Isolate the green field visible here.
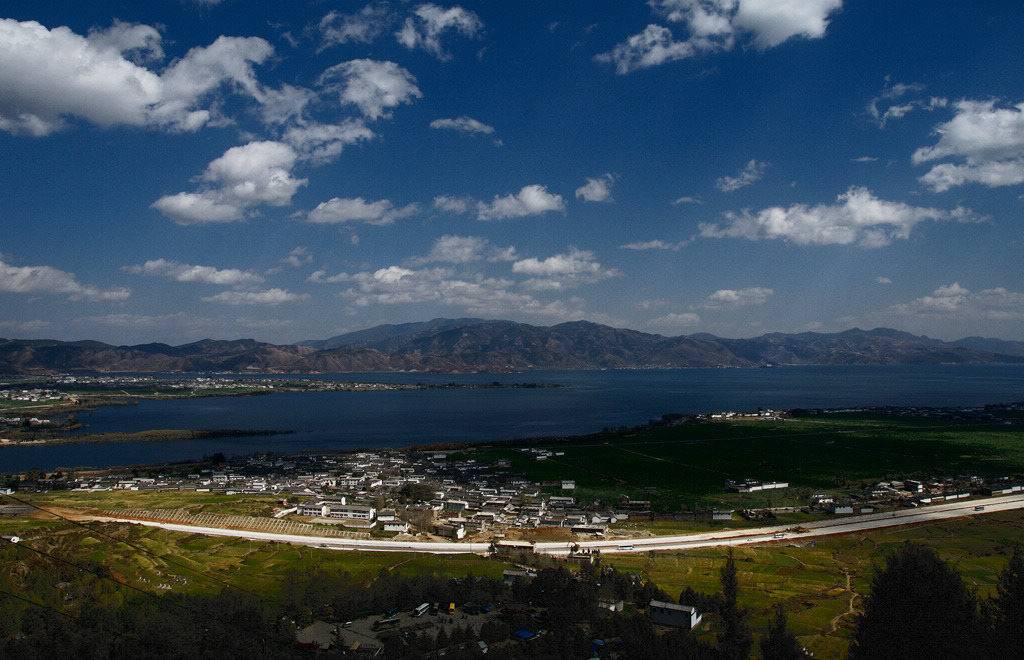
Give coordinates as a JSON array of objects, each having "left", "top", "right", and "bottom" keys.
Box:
[
  {"left": 4, "top": 499, "right": 1023, "bottom": 658},
  {"left": 459, "top": 416, "right": 1024, "bottom": 510},
  {"left": 604, "top": 510, "right": 1024, "bottom": 658}
]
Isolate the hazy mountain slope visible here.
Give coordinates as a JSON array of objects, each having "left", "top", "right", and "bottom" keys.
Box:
[{"left": 1, "top": 322, "right": 1022, "bottom": 374}]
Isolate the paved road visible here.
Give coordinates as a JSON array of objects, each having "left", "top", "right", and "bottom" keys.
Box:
[{"left": 89, "top": 493, "right": 1024, "bottom": 555}]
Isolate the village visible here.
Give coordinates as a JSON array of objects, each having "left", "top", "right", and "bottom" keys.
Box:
[{"left": 9, "top": 442, "right": 1023, "bottom": 544}]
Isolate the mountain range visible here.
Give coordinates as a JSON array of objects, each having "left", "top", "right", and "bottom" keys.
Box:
[{"left": 2, "top": 319, "right": 1023, "bottom": 374}]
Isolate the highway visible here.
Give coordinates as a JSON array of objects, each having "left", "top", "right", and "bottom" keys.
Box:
[{"left": 87, "top": 493, "right": 1024, "bottom": 555}]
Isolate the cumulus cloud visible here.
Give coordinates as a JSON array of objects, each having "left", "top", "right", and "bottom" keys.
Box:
[
  {"left": 672, "top": 195, "right": 703, "bottom": 205},
  {"left": 319, "top": 3, "right": 394, "bottom": 47},
  {"left": 0, "top": 257, "right": 130, "bottom": 302},
  {"left": 0, "top": 18, "right": 160, "bottom": 135},
  {"left": 913, "top": 100, "right": 1024, "bottom": 192},
  {"left": 575, "top": 173, "right": 616, "bottom": 202},
  {"left": 698, "top": 286, "right": 774, "bottom": 308},
  {"left": 411, "top": 235, "right": 517, "bottom": 265},
  {"left": 876, "top": 276, "right": 892, "bottom": 285},
  {"left": 282, "top": 118, "right": 375, "bottom": 164},
  {"left": 0, "top": 18, "right": 281, "bottom": 136},
  {"left": 595, "top": 0, "right": 842, "bottom": 74},
  {"left": 477, "top": 185, "right": 566, "bottom": 221},
  {"left": 123, "top": 258, "right": 263, "bottom": 286},
  {"left": 306, "top": 197, "right": 419, "bottom": 225},
  {"left": 699, "top": 186, "right": 974, "bottom": 247},
  {"left": 864, "top": 79, "right": 946, "bottom": 128},
  {"left": 429, "top": 116, "right": 495, "bottom": 134},
  {"left": 593, "top": 24, "right": 700, "bottom": 75},
  {"left": 396, "top": 4, "right": 483, "bottom": 61},
  {"left": 82, "top": 311, "right": 215, "bottom": 329},
  {"left": 716, "top": 159, "right": 768, "bottom": 192},
  {"left": 648, "top": 312, "right": 702, "bottom": 330},
  {"left": 152, "top": 141, "right": 306, "bottom": 224},
  {"left": 886, "top": 283, "right": 1024, "bottom": 321},
  {"left": 201, "top": 288, "right": 310, "bottom": 305},
  {"left": 433, "top": 195, "right": 473, "bottom": 214},
  {"left": 512, "top": 247, "right": 621, "bottom": 291},
  {"left": 0, "top": 319, "right": 51, "bottom": 335},
  {"left": 619, "top": 239, "right": 692, "bottom": 250},
  {"left": 282, "top": 247, "right": 313, "bottom": 268},
  {"left": 337, "top": 265, "right": 582, "bottom": 319},
  {"left": 318, "top": 59, "right": 422, "bottom": 120}
]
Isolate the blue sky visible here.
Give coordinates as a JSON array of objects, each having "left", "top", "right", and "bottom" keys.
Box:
[{"left": 2, "top": 0, "right": 1024, "bottom": 345}]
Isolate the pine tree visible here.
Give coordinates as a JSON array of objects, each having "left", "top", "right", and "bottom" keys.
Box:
[
  {"left": 759, "top": 604, "right": 807, "bottom": 659},
  {"left": 992, "top": 544, "right": 1024, "bottom": 657},
  {"left": 717, "top": 551, "right": 752, "bottom": 660},
  {"left": 850, "top": 542, "right": 984, "bottom": 659}
]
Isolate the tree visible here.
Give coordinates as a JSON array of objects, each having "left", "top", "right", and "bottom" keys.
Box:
[
  {"left": 992, "top": 544, "right": 1024, "bottom": 656},
  {"left": 850, "top": 542, "right": 985, "bottom": 659},
  {"left": 759, "top": 604, "right": 807, "bottom": 659},
  {"left": 717, "top": 551, "right": 751, "bottom": 660}
]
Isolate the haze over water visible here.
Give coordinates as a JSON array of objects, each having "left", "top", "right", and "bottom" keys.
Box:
[{"left": 6, "top": 364, "right": 1024, "bottom": 471}]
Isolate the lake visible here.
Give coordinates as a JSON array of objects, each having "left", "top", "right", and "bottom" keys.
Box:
[{"left": 4, "top": 364, "right": 1024, "bottom": 471}]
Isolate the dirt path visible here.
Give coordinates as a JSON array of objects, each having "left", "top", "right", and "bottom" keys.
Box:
[{"left": 828, "top": 570, "right": 858, "bottom": 635}]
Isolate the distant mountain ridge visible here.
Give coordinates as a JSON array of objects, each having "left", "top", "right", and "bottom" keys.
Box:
[{"left": 1, "top": 319, "right": 1022, "bottom": 374}]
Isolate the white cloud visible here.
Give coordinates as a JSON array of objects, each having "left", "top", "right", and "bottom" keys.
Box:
[
  {"left": 0, "top": 257, "right": 130, "bottom": 302},
  {"left": 201, "top": 288, "right": 310, "bottom": 305},
  {"left": 595, "top": 0, "right": 842, "bottom": 74},
  {"left": 282, "top": 119, "right": 375, "bottom": 164},
  {"left": 154, "top": 35, "right": 274, "bottom": 129},
  {"left": 698, "top": 286, "right": 774, "bottom": 308},
  {"left": 733, "top": 0, "right": 843, "bottom": 49},
  {"left": 886, "top": 283, "right": 1024, "bottom": 321},
  {"left": 512, "top": 247, "right": 621, "bottom": 291},
  {"left": 865, "top": 79, "right": 945, "bottom": 128},
  {"left": 852, "top": 156, "right": 879, "bottom": 163},
  {"left": 319, "top": 4, "right": 394, "bottom": 47},
  {"left": 123, "top": 258, "right": 263, "bottom": 286},
  {"left": 338, "top": 265, "right": 583, "bottom": 319},
  {"left": 649, "top": 312, "right": 702, "bottom": 330},
  {"left": 672, "top": 195, "right": 703, "bottom": 205},
  {"left": 0, "top": 319, "right": 51, "bottom": 334},
  {"left": 152, "top": 141, "right": 306, "bottom": 224},
  {"left": 699, "top": 186, "right": 973, "bottom": 247},
  {"left": 876, "top": 276, "right": 892, "bottom": 285},
  {"left": 429, "top": 116, "right": 495, "bottom": 134},
  {"left": 477, "top": 185, "right": 566, "bottom": 221},
  {"left": 282, "top": 247, "right": 313, "bottom": 268},
  {"left": 619, "top": 239, "right": 691, "bottom": 250},
  {"left": 151, "top": 193, "right": 244, "bottom": 224},
  {"left": 258, "top": 84, "right": 316, "bottom": 126},
  {"left": 411, "top": 235, "right": 518, "bottom": 265},
  {"left": 396, "top": 4, "right": 483, "bottom": 61},
  {"left": 575, "top": 173, "right": 616, "bottom": 202},
  {"left": 716, "top": 159, "right": 768, "bottom": 192},
  {"left": 307, "top": 197, "right": 419, "bottom": 225},
  {"left": 82, "top": 312, "right": 214, "bottom": 329},
  {"left": 0, "top": 18, "right": 162, "bottom": 135},
  {"left": 318, "top": 59, "right": 422, "bottom": 120},
  {"left": 86, "top": 19, "right": 164, "bottom": 64},
  {"left": 913, "top": 100, "right": 1024, "bottom": 191},
  {"left": 433, "top": 195, "right": 473, "bottom": 214},
  {"left": 593, "top": 24, "right": 700, "bottom": 75},
  {"left": 308, "top": 270, "right": 352, "bottom": 284}
]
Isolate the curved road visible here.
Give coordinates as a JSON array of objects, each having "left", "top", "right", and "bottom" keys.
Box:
[{"left": 88, "top": 493, "right": 1024, "bottom": 555}]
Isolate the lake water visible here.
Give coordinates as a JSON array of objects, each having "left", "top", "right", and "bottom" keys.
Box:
[{"left": 4, "top": 364, "right": 1024, "bottom": 471}]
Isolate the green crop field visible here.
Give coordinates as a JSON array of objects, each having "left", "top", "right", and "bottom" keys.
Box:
[
  {"left": 603, "top": 509, "right": 1024, "bottom": 658},
  {"left": 460, "top": 416, "right": 1024, "bottom": 510}
]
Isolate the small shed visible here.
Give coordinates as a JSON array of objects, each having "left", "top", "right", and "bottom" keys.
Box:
[{"left": 648, "top": 600, "right": 702, "bottom": 629}]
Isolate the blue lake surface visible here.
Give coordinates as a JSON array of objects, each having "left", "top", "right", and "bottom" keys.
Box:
[{"left": 4, "top": 364, "right": 1024, "bottom": 471}]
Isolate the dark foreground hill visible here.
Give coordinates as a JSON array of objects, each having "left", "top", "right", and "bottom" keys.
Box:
[{"left": 1, "top": 320, "right": 1021, "bottom": 374}]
